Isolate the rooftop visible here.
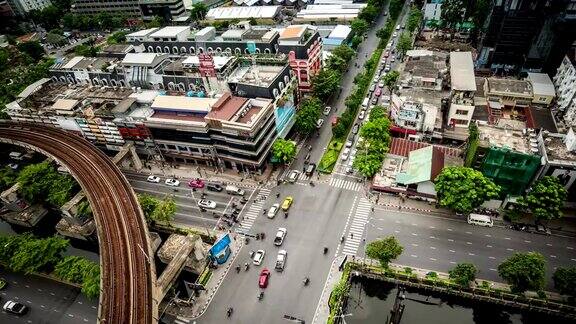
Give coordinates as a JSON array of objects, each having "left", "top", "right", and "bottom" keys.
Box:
[
  {"left": 149, "top": 26, "right": 190, "bottom": 38},
  {"left": 477, "top": 124, "right": 534, "bottom": 154},
  {"left": 396, "top": 145, "right": 444, "bottom": 185},
  {"left": 542, "top": 132, "right": 576, "bottom": 162},
  {"left": 228, "top": 64, "right": 284, "bottom": 87},
  {"left": 388, "top": 138, "right": 462, "bottom": 157},
  {"left": 206, "top": 93, "right": 249, "bottom": 122},
  {"left": 486, "top": 78, "right": 532, "bottom": 96},
  {"left": 122, "top": 53, "right": 167, "bottom": 66},
  {"left": 206, "top": 6, "right": 280, "bottom": 20},
  {"left": 151, "top": 95, "right": 217, "bottom": 113},
  {"left": 279, "top": 25, "right": 307, "bottom": 40},
  {"left": 450, "top": 52, "right": 476, "bottom": 91},
  {"left": 181, "top": 55, "right": 234, "bottom": 70},
  {"left": 126, "top": 28, "right": 159, "bottom": 38},
  {"left": 328, "top": 25, "right": 352, "bottom": 39},
  {"left": 527, "top": 72, "right": 555, "bottom": 97},
  {"left": 403, "top": 52, "right": 448, "bottom": 80}
]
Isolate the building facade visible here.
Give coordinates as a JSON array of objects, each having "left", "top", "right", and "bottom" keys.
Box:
[
  {"left": 7, "top": 0, "right": 50, "bottom": 14},
  {"left": 553, "top": 52, "right": 576, "bottom": 127},
  {"left": 448, "top": 52, "right": 476, "bottom": 128},
  {"left": 71, "top": 0, "right": 142, "bottom": 17}
]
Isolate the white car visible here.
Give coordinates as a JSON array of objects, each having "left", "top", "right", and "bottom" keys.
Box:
[
  {"left": 253, "top": 249, "right": 266, "bottom": 265},
  {"left": 391, "top": 57, "right": 396, "bottom": 63},
  {"left": 345, "top": 140, "right": 353, "bottom": 148},
  {"left": 316, "top": 118, "right": 324, "bottom": 129},
  {"left": 341, "top": 148, "right": 350, "bottom": 161},
  {"left": 267, "top": 203, "right": 280, "bottom": 219},
  {"left": 147, "top": 175, "right": 161, "bottom": 183},
  {"left": 378, "top": 82, "right": 384, "bottom": 88},
  {"left": 385, "top": 65, "right": 391, "bottom": 72},
  {"left": 274, "top": 227, "right": 287, "bottom": 246},
  {"left": 287, "top": 170, "right": 300, "bottom": 183},
  {"left": 392, "top": 32, "right": 398, "bottom": 38},
  {"left": 323, "top": 106, "right": 331, "bottom": 115},
  {"left": 165, "top": 178, "right": 180, "bottom": 187},
  {"left": 198, "top": 199, "right": 217, "bottom": 209},
  {"left": 358, "top": 111, "right": 365, "bottom": 120}
]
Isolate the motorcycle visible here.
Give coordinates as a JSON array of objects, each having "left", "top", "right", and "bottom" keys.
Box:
[
  {"left": 227, "top": 307, "right": 233, "bottom": 317},
  {"left": 340, "top": 236, "right": 345, "bottom": 243},
  {"left": 303, "top": 277, "right": 310, "bottom": 286},
  {"left": 323, "top": 247, "right": 328, "bottom": 254},
  {"left": 244, "top": 263, "right": 250, "bottom": 271},
  {"left": 258, "top": 292, "right": 264, "bottom": 301},
  {"left": 235, "top": 265, "right": 241, "bottom": 273},
  {"left": 284, "top": 212, "right": 288, "bottom": 219}
]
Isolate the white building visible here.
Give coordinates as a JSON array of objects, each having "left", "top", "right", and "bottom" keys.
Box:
[
  {"left": 423, "top": 0, "right": 443, "bottom": 21},
  {"left": 8, "top": 0, "right": 51, "bottom": 14},
  {"left": 448, "top": 51, "right": 476, "bottom": 128},
  {"left": 553, "top": 51, "right": 576, "bottom": 127},
  {"left": 390, "top": 95, "right": 438, "bottom": 133}
]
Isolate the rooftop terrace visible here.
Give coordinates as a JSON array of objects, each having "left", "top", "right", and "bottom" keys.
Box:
[
  {"left": 478, "top": 124, "right": 535, "bottom": 154},
  {"left": 228, "top": 64, "right": 284, "bottom": 87}
]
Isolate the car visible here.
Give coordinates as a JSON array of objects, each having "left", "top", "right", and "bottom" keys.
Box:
[
  {"left": 341, "top": 148, "right": 350, "bottom": 161},
  {"left": 3, "top": 301, "right": 28, "bottom": 315},
  {"left": 352, "top": 124, "right": 360, "bottom": 134},
  {"left": 379, "top": 81, "right": 385, "bottom": 88},
  {"left": 323, "top": 106, "right": 331, "bottom": 115},
  {"left": 348, "top": 159, "right": 354, "bottom": 168},
  {"left": 304, "top": 153, "right": 311, "bottom": 162},
  {"left": 274, "top": 227, "right": 287, "bottom": 246},
  {"left": 385, "top": 65, "right": 391, "bottom": 72},
  {"left": 384, "top": 51, "right": 389, "bottom": 58},
  {"left": 396, "top": 24, "right": 401, "bottom": 30},
  {"left": 147, "top": 175, "right": 161, "bottom": 183},
  {"left": 401, "top": 23, "right": 406, "bottom": 29},
  {"left": 281, "top": 196, "right": 293, "bottom": 211},
  {"left": 198, "top": 199, "right": 217, "bottom": 209},
  {"left": 391, "top": 57, "right": 395, "bottom": 63},
  {"left": 165, "top": 178, "right": 180, "bottom": 187},
  {"left": 351, "top": 149, "right": 358, "bottom": 157},
  {"left": 345, "top": 140, "right": 353, "bottom": 148},
  {"left": 253, "top": 249, "right": 266, "bottom": 265},
  {"left": 259, "top": 268, "right": 271, "bottom": 287},
  {"left": 7, "top": 163, "right": 18, "bottom": 170},
  {"left": 346, "top": 166, "right": 354, "bottom": 174},
  {"left": 275, "top": 250, "right": 287, "bottom": 272},
  {"left": 267, "top": 204, "right": 280, "bottom": 218},
  {"left": 369, "top": 84, "right": 376, "bottom": 92},
  {"left": 206, "top": 183, "right": 223, "bottom": 192},
  {"left": 331, "top": 116, "right": 340, "bottom": 126},
  {"left": 392, "top": 32, "right": 398, "bottom": 38},
  {"left": 305, "top": 163, "right": 316, "bottom": 176},
  {"left": 358, "top": 111, "right": 365, "bottom": 120},
  {"left": 188, "top": 178, "right": 205, "bottom": 188},
  {"left": 375, "top": 88, "right": 382, "bottom": 97},
  {"left": 316, "top": 118, "right": 324, "bottom": 129},
  {"left": 287, "top": 170, "right": 299, "bottom": 183},
  {"left": 0, "top": 278, "right": 6, "bottom": 290},
  {"left": 372, "top": 97, "right": 379, "bottom": 105}
]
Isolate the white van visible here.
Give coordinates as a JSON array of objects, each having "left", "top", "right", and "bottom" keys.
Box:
[
  {"left": 362, "top": 97, "right": 370, "bottom": 108},
  {"left": 226, "top": 185, "right": 245, "bottom": 196},
  {"left": 467, "top": 214, "right": 493, "bottom": 227},
  {"left": 9, "top": 152, "right": 23, "bottom": 160}
]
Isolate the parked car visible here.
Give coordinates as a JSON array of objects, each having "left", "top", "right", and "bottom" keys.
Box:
[
  {"left": 358, "top": 111, "right": 365, "bottom": 120},
  {"left": 372, "top": 97, "right": 379, "bottom": 105},
  {"left": 392, "top": 32, "right": 398, "bottom": 37},
  {"left": 384, "top": 51, "right": 389, "bottom": 58},
  {"left": 352, "top": 124, "right": 359, "bottom": 134},
  {"left": 274, "top": 227, "right": 287, "bottom": 246},
  {"left": 385, "top": 65, "right": 391, "bottom": 72},
  {"left": 345, "top": 140, "right": 353, "bottom": 148},
  {"left": 275, "top": 250, "right": 287, "bottom": 272},
  {"left": 316, "top": 118, "right": 324, "bottom": 129},
  {"left": 305, "top": 163, "right": 316, "bottom": 176},
  {"left": 206, "top": 183, "right": 223, "bottom": 192},
  {"left": 287, "top": 170, "right": 299, "bottom": 183},
  {"left": 259, "top": 268, "right": 271, "bottom": 287},
  {"left": 341, "top": 148, "right": 350, "bottom": 161},
  {"left": 369, "top": 84, "right": 376, "bottom": 92},
  {"left": 197, "top": 200, "right": 217, "bottom": 209},
  {"left": 188, "top": 178, "right": 205, "bottom": 188},
  {"left": 146, "top": 175, "right": 160, "bottom": 183},
  {"left": 375, "top": 88, "right": 382, "bottom": 97},
  {"left": 3, "top": 301, "right": 28, "bottom": 315},
  {"left": 7, "top": 163, "right": 18, "bottom": 170},
  {"left": 253, "top": 249, "right": 266, "bottom": 265},
  {"left": 267, "top": 204, "right": 280, "bottom": 219},
  {"left": 226, "top": 185, "right": 245, "bottom": 196},
  {"left": 323, "top": 106, "right": 331, "bottom": 115},
  {"left": 281, "top": 197, "right": 293, "bottom": 211},
  {"left": 165, "top": 178, "right": 180, "bottom": 187}
]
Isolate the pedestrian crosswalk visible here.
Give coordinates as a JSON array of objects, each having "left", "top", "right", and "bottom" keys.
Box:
[
  {"left": 329, "top": 177, "right": 363, "bottom": 191},
  {"left": 279, "top": 169, "right": 315, "bottom": 182},
  {"left": 341, "top": 197, "right": 372, "bottom": 256},
  {"left": 235, "top": 188, "right": 270, "bottom": 234},
  {"left": 174, "top": 316, "right": 191, "bottom": 324}
]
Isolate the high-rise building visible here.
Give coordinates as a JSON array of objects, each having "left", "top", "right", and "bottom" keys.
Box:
[
  {"left": 71, "top": 0, "right": 142, "bottom": 17},
  {"left": 7, "top": 0, "right": 51, "bottom": 15},
  {"left": 553, "top": 47, "right": 576, "bottom": 126},
  {"left": 477, "top": 0, "right": 576, "bottom": 75}
]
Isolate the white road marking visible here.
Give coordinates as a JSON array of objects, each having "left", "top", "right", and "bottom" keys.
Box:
[
  {"left": 430, "top": 246, "right": 436, "bottom": 250},
  {"left": 468, "top": 253, "right": 475, "bottom": 256},
  {"left": 466, "top": 242, "right": 472, "bottom": 245},
  {"left": 485, "top": 234, "right": 492, "bottom": 238},
  {"left": 567, "top": 247, "right": 573, "bottom": 250},
  {"left": 504, "top": 237, "right": 511, "bottom": 240},
  {"left": 411, "top": 223, "right": 417, "bottom": 226},
  {"left": 92, "top": 306, "right": 97, "bottom": 309},
  {"left": 489, "top": 256, "right": 496, "bottom": 259},
  {"left": 524, "top": 240, "right": 531, "bottom": 243},
  {"left": 40, "top": 305, "right": 45, "bottom": 308},
  {"left": 486, "top": 245, "right": 493, "bottom": 248},
  {"left": 447, "top": 239, "right": 454, "bottom": 242},
  {"left": 572, "top": 259, "right": 576, "bottom": 262},
  {"left": 550, "top": 255, "right": 557, "bottom": 258},
  {"left": 411, "top": 243, "right": 418, "bottom": 247},
  {"left": 53, "top": 309, "right": 60, "bottom": 313},
  {"left": 411, "top": 255, "right": 418, "bottom": 258},
  {"left": 26, "top": 300, "right": 32, "bottom": 304},
  {"left": 429, "top": 258, "right": 437, "bottom": 261},
  {"left": 429, "top": 226, "right": 435, "bottom": 229},
  {"left": 429, "top": 236, "right": 436, "bottom": 239},
  {"left": 449, "top": 250, "right": 455, "bottom": 253},
  {"left": 50, "top": 292, "right": 55, "bottom": 296},
  {"left": 506, "top": 248, "right": 514, "bottom": 251},
  {"left": 25, "top": 285, "right": 29, "bottom": 288},
  {"left": 411, "top": 233, "right": 418, "bottom": 236},
  {"left": 394, "top": 230, "right": 400, "bottom": 233},
  {"left": 68, "top": 314, "right": 74, "bottom": 317},
  {"left": 465, "top": 231, "right": 472, "bottom": 234},
  {"left": 546, "top": 243, "right": 553, "bottom": 246},
  {"left": 449, "top": 261, "right": 456, "bottom": 264},
  {"left": 77, "top": 301, "right": 83, "bottom": 305},
  {"left": 447, "top": 228, "right": 453, "bottom": 231},
  {"left": 489, "top": 268, "right": 497, "bottom": 271},
  {"left": 395, "top": 220, "right": 400, "bottom": 224},
  {"left": 84, "top": 319, "right": 89, "bottom": 322}
]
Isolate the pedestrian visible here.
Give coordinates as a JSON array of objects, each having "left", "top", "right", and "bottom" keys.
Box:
[{"left": 350, "top": 233, "right": 354, "bottom": 239}]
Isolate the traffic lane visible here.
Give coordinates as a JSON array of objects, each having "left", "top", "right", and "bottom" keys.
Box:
[
  {"left": 200, "top": 184, "right": 356, "bottom": 323},
  {"left": 363, "top": 209, "right": 576, "bottom": 287},
  {"left": 0, "top": 270, "right": 97, "bottom": 324}
]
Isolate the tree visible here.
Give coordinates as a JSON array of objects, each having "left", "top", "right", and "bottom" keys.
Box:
[
  {"left": 441, "top": 0, "right": 466, "bottom": 29},
  {"left": 151, "top": 196, "right": 176, "bottom": 224},
  {"left": 75, "top": 44, "right": 99, "bottom": 57},
  {"left": 10, "top": 235, "right": 69, "bottom": 274},
  {"left": 406, "top": 6, "right": 424, "bottom": 33},
  {"left": 17, "top": 162, "right": 78, "bottom": 207},
  {"left": 353, "top": 153, "right": 383, "bottom": 178},
  {"left": 350, "top": 19, "right": 369, "bottom": 37},
  {"left": 397, "top": 33, "right": 412, "bottom": 57},
  {"left": 332, "top": 122, "right": 347, "bottom": 139},
  {"left": 518, "top": 176, "right": 567, "bottom": 222},
  {"left": 107, "top": 31, "right": 128, "bottom": 44},
  {"left": 498, "top": 252, "right": 546, "bottom": 293},
  {"left": 434, "top": 167, "right": 500, "bottom": 214},
  {"left": 369, "top": 105, "right": 386, "bottom": 121},
  {"left": 190, "top": 3, "right": 208, "bottom": 21},
  {"left": 138, "top": 194, "right": 159, "bottom": 222},
  {"left": 311, "top": 68, "right": 341, "bottom": 102},
  {"left": 0, "top": 166, "right": 17, "bottom": 191},
  {"left": 351, "top": 35, "right": 363, "bottom": 49},
  {"left": 359, "top": 116, "right": 391, "bottom": 145},
  {"left": 358, "top": 5, "right": 379, "bottom": 24},
  {"left": 271, "top": 139, "right": 297, "bottom": 164},
  {"left": 365, "top": 236, "right": 403, "bottom": 268},
  {"left": 146, "top": 16, "right": 164, "bottom": 28},
  {"left": 18, "top": 41, "right": 45, "bottom": 62},
  {"left": 294, "top": 98, "right": 322, "bottom": 135},
  {"left": 449, "top": 263, "right": 477, "bottom": 287},
  {"left": 331, "top": 44, "right": 355, "bottom": 64},
  {"left": 553, "top": 267, "right": 576, "bottom": 297},
  {"left": 382, "top": 70, "right": 399, "bottom": 95},
  {"left": 30, "top": 5, "right": 62, "bottom": 30},
  {"left": 54, "top": 256, "right": 100, "bottom": 299},
  {"left": 45, "top": 33, "right": 67, "bottom": 46}
]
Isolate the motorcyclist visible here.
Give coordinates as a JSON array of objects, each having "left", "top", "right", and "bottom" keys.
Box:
[
  {"left": 227, "top": 307, "right": 233, "bottom": 317},
  {"left": 235, "top": 265, "right": 240, "bottom": 273},
  {"left": 323, "top": 247, "right": 328, "bottom": 254},
  {"left": 245, "top": 262, "right": 249, "bottom": 271},
  {"left": 303, "top": 277, "right": 310, "bottom": 285}
]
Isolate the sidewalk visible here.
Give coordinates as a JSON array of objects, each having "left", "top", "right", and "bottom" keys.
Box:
[
  {"left": 312, "top": 255, "right": 346, "bottom": 324},
  {"left": 162, "top": 231, "right": 244, "bottom": 320}
]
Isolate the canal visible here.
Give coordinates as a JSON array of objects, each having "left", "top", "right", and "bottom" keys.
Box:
[{"left": 345, "top": 277, "right": 573, "bottom": 324}]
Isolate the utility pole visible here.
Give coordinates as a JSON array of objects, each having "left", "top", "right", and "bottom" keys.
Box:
[{"left": 389, "top": 286, "right": 406, "bottom": 324}]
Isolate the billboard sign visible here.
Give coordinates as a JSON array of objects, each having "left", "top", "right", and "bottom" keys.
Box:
[{"left": 199, "top": 53, "right": 216, "bottom": 77}]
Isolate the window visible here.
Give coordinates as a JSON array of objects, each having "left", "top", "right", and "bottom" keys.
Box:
[
  {"left": 147, "top": 46, "right": 154, "bottom": 52},
  {"left": 405, "top": 121, "right": 417, "bottom": 127},
  {"left": 180, "top": 47, "right": 187, "bottom": 54},
  {"left": 190, "top": 47, "right": 196, "bottom": 54},
  {"left": 156, "top": 46, "right": 162, "bottom": 53},
  {"left": 235, "top": 48, "right": 241, "bottom": 54},
  {"left": 454, "top": 119, "right": 468, "bottom": 125},
  {"left": 172, "top": 46, "right": 179, "bottom": 54},
  {"left": 455, "top": 109, "right": 468, "bottom": 115}
]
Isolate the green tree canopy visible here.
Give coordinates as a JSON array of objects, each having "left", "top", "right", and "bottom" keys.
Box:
[
  {"left": 311, "top": 68, "right": 341, "bottom": 102},
  {"left": 107, "top": 31, "right": 128, "bottom": 44},
  {"left": 498, "top": 252, "right": 546, "bottom": 293},
  {"left": 406, "top": 6, "right": 424, "bottom": 33},
  {"left": 519, "top": 176, "right": 567, "bottom": 222},
  {"left": 553, "top": 267, "right": 576, "bottom": 297},
  {"left": 332, "top": 121, "right": 347, "bottom": 139},
  {"left": 271, "top": 138, "right": 297, "bottom": 164},
  {"left": 75, "top": 44, "right": 99, "bottom": 57},
  {"left": 190, "top": 3, "right": 209, "bottom": 20},
  {"left": 138, "top": 194, "right": 159, "bottom": 222},
  {"left": 9, "top": 235, "right": 69, "bottom": 274},
  {"left": 365, "top": 236, "right": 403, "bottom": 268},
  {"left": 331, "top": 44, "right": 355, "bottom": 64},
  {"left": 359, "top": 116, "right": 391, "bottom": 145},
  {"left": 46, "top": 33, "right": 67, "bottom": 46},
  {"left": 151, "top": 196, "right": 176, "bottom": 224},
  {"left": 0, "top": 166, "right": 18, "bottom": 191},
  {"left": 382, "top": 70, "right": 399, "bottom": 95},
  {"left": 441, "top": 0, "right": 466, "bottom": 29},
  {"left": 369, "top": 105, "right": 386, "bottom": 121},
  {"left": 358, "top": 5, "right": 379, "bottom": 24},
  {"left": 397, "top": 33, "right": 413, "bottom": 56},
  {"left": 295, "top": 97, "right": 322, "bottom": 135},
  {"left": 350, "top": 18, "right": 369, "bottom": 37},
  {"left": 353, "top": 153, "right": 384, "bottom": 178},
  {"left": 434, "top": 166, "right": 500, "bottom": 213},
  {"left": 54, "top": 256, "right": 100, "bottom": 299},
  {"left": 449, "top": 263, "right": 477, "bottom": 287},
  {"left": 17, "top": 162, "right": 79, "bottom": 207},
  {"left": 18, "top": 41, "right": 45, "bottom": 62}
]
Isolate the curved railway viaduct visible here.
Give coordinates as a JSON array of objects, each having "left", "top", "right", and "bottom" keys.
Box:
[{"left": 0, "top": 122, "right": 157, "bottom": 324}]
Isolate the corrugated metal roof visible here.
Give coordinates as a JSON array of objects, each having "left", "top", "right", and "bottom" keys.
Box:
[
  {"left": 527, "top": 72, "right": 555, "bottom": 97},
  {"left": 450, "top": 52, "right": 476, "bottom": 91},
  {"left": 328, "top": 25, "right": 351, "bottom": 39}
]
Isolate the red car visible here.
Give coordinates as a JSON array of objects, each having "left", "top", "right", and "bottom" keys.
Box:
[
  {"left": 188, "top": 178, "right": 205, "bottom": 188},
  {"left": 383, "top": 51, "right": 389, "bottom": 58},
  {"left": 331, "top": 116, "right": 340, "bottom": 127},
  {"left": 374, "top": 88, "right": 382, "bottom": 97},
  {"left": 259, "top": 268, "right": 270, "bottom": 288}
]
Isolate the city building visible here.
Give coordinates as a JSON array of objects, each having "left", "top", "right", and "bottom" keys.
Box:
[
  {"left": 527, "top": 72, "right": 556, "bottom": 107},
  {"left": 0, "top": 0, "right": 15, "bottom": 16},
  {"left": 423, "top": 0, "right": 443, "bottom": 21},
  {"left": 447, "top": 52, "right": 476, "bottom": 128},
  {"left": 205, "top": 5, "right": 281, "bottom": 21},
  {"left": 71, "top": 0, "right": 142, "bottom": 17},
  {"left": 278, "top": 25, "right": 322, "bottom": 93},
  {"left": 139, "top": 0, "right": 187, "bottom": 21},
  {"left": 323, "top": 25, "right": 352, "bottom": 51},
  {"left": 295, "top": 3, "right": 368, "bottom": 22},
  {"left": 468, "top": 124, "right": 541, "bottom": 196},
  {"left": 6, "top": 0, "right": 50, "bottom": 15},
  {"left": 483, "top": 78, "right": 533, "bottom": 126},
  {"left": 553, "top": 50, "right": 576, "bottom": 127},
  {"left": 389, "top": 94, "right": 440, "bottom": 136},
  {"left": 400, "top": 50, "right": 448, "bottom": 91}
]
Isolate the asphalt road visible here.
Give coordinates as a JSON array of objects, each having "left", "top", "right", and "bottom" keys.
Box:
[
  {"left": 198, "top": 181, "right": 357, "bottom": 324},
  {"left": 360, "top": 207, "right": 576, "bottom": 289},
  {"left": 0, "top": 270, "right": 97, "bottom": 324},
  {"left": 124, "top": 171, "right": 256, "bottom": 230}
]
